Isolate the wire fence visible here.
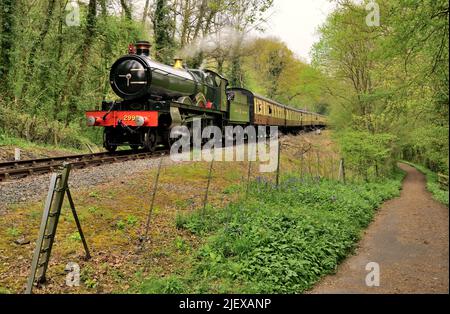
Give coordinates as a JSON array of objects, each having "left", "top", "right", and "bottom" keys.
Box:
[{"left": 139, "top": 134, "right": 354, "bottom": 245}]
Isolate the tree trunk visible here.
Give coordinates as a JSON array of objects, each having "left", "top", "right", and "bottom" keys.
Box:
[
  {"left": 142, "top": 0, "right": 150, "bottom": 24},
  {"left": 153, "top": 0, "right": 175, "bottom": 63},
  {"left": 0, "top": 0, "right": 17, "bottom": 99},
  {"left": 230, "top": 56, "right": 243, "bottom": 87},
  {"left": 66, "top": 0, "right": 97, "bottom": 124},
  {"left": 52, "top": 0, "right": 69, "bottom": 120},
  {"left": 20, "top": 0, "right": 56, "bottom": 101},
  {"left": 100, "top": 0, "right": 113, "bottom": 99},
  {"left": 180, "top": 0, "right": 191, "bottom": 48},
  {"left": 120, "top": 0, "right": 132, "bottom": 20},
  {"left": 192, "top": 0, "right": 207, "bottom": 40}
]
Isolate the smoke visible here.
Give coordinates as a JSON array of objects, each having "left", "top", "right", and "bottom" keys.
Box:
[{"left": 178, "top": 26, "right": 254, "bottom": 62}]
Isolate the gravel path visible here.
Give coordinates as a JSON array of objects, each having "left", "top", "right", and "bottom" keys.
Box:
[
  {"left": 310, "top": 163, "right": 449, "bottom": 294},
  {"left": 0, "top": 155, "right": 177, "bottom": 213}
]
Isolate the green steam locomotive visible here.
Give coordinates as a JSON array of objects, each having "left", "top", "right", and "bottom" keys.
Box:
[{"left": 85, "top": 41, "right": 327, "bottom": 152}]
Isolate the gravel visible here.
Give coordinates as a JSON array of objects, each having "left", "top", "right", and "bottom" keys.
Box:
[{"left": 0, "top": 155, "right": 177, "bottom": 213}]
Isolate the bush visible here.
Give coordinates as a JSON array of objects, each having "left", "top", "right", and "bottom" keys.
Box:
[
  {"left": 0, "top": 106, "right": 93, "bottom": 149},
  {"left": 336, "top": 130, "right": 398, "bottom": 180}
]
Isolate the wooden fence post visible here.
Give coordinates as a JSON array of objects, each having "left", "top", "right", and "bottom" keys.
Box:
[{"left": 339, "top": 158, "right": 346, "bottom": 184}]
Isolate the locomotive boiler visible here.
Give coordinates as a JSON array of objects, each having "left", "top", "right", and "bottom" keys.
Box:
[{"left": 110, "top": 41, "right": 198, "bottom": 101}]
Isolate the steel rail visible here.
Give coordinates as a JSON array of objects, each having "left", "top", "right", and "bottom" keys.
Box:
[{"left": 0, "top": 150, "right": 168, "bottom": 182}]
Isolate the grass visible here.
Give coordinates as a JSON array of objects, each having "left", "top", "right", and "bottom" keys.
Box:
[
  {"left": 402, "top": 161, "right": 449, "bottom": 206},
  {"left": 138, "top": 170, "right": 404, "bottom": 294},
  {"left": 0, "top": 134, "right": 87, "bottom": 154}
]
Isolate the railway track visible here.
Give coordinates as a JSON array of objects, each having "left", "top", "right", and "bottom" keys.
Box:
[
  {"left": 0, "top": 131, "right": 315, "bottom": 183},
  {"left": 0, "top": 149, "right": 168, "bottom": 182}
]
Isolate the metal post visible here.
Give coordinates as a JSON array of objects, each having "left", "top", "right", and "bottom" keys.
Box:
[
  {"left": 245, "top": 160, "right": 252, "bottom": 199},
  {"left": 275, "top": 140, "right": 281, "bottom": 188},
  {"left": 142, "top": 156, "right": 163, "bottom": 248},
  {"left": 66, "top": 188, "right": 91, "bottom": 259},
  {"left": 326, "top": 153, "right": 331, "bottom": 180},
  {"left": 202, "top": 155, "right": 215, "bottom": 215},
  {"left": 316, "top": 150, "right": 321, "bottom": 180},
  {"left": 331, "top": 154, "right": 335, "bottom": 180},
  {"left": 308, "top": 151, "right": 313, "bottom": 180},
  {"left": 300, "top": 150, "right": 304, "bottom": 179}
]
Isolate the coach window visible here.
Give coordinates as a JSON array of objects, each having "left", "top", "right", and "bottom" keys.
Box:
[{"left": 257, "top": 100, "right": 262, "bottom": 114}]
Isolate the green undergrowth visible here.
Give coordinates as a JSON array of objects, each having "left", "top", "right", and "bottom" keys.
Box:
[
  {"left": 138, "top": 170, "right": 404, "bottom": 294},
  {"left": 0, "top": 106, "right": 99, "bottom": 150},
  {"left": 402, "top": 161, "right": 449, "bottom": 206},
  {"left": 0, "top": 134, "right": 88, "bottom": 154}
]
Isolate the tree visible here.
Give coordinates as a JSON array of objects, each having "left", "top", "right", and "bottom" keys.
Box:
[
  {"left": 313, "top": 0, "right": 449, "bottom": 174},
  {"left": 120, "top": 0, "right": 132, "bottom": 20},
  {"left": 20, "top": 0, "right": 56, "bottom": 101},
  {"left": 0, "top": 0, "right": 17, "bottom": 99},
  {"left": 153, "top": 0, "right": 176, "bottom": 63},
  {"left": 67, "top": 0, "right": 98, "bottom": 123}
]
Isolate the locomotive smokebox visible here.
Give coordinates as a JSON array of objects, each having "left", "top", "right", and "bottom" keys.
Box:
[{"left": 109, "top": 42, "right": 199, "bottom": 100}]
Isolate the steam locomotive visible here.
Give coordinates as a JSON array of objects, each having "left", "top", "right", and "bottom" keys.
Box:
[{"left": 85, "top": 41, "right": 327, "bottom": 152}]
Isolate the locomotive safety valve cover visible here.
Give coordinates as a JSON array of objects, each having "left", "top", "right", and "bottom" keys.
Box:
[{"left": 85, "top": 111, "right": 158, "bottom": 127}]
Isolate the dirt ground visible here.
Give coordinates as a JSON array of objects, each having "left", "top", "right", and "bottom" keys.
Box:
[{"left": 310, "top": 163, "right": 449, "bottom": 294}]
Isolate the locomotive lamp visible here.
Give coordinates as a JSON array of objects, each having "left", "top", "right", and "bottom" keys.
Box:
[
  {"left": 135, "top": 116, "right": 147, "bottom": 127},
  {"left": 86, "top": 116, "right": 97, "bottom": 126},
  {"left": 127, "top": 43, "right": 136, "bottom": 54}
]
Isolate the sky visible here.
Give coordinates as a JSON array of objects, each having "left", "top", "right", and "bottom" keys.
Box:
[
  {"left": 131, "top": 0, "right": 337, "bottom": 63},
  {"left": 264, "top": 0, "right": 336, "bottom": 63}
]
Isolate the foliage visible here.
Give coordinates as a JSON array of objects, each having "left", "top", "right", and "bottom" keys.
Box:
[
  {"left": 243, "top": 38, "right": 332, "bottom": 112},
  {"left": 0, "top": 0, "right": 147, "bottom": 147},
  {"left": 153, "top": 0, "right": 176, "bottom": 63},
  {"left": 6, "top": 227, "right": 20, "bottom": 237},
  {"left": 337, "top": 130, "right": 398, "bottom": 180},
  {"left": 140, "top": 275, "right": 187, "bottom": 294},
  {"left": 140, "top": 172, "right": 404, "bottom": 293},
  {"left": 0, "top": 105, "right": 94, "bottom": 149},
  {"left": 312, "top": 0, "right": 448, "bottom": 175}
]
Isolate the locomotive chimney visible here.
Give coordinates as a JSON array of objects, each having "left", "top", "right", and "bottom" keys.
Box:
[
  {"left": 135, "top": 40, "right": 151, "bottom": 56},
  {"left": 173, "top": 58, "right": 184, "bottom": 69}
]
